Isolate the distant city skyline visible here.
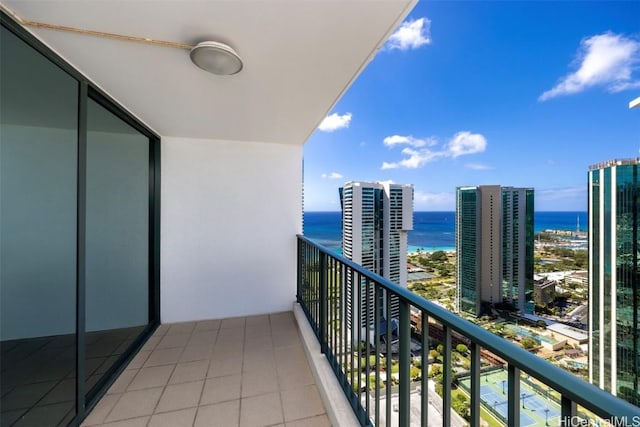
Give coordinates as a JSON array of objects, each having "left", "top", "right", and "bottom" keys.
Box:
[{"left": 303, "top": 1, "right": 640, "bottom": 212}]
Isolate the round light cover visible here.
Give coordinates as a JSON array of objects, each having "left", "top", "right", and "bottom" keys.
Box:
[{"left": 190, "top": 41, "right": 243, "bottom": 75}]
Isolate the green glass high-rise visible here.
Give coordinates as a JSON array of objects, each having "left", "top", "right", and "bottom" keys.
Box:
[
  {"left": 456, "top": 185, "right": 534, "bottom": 316},
  {"left": 589, "top": 159, "right": 640, "bottom": 406}
]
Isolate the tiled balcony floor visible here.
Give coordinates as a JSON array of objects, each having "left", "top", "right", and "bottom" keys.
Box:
[{"left": 82, "top": 312, "right": 330, "bottom": 427}]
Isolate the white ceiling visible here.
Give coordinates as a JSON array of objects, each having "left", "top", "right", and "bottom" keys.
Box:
[{"left": 2, "top": 0, "right": 415, "bottom": 144}]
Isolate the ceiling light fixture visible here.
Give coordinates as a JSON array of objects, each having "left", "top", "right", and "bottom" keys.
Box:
[
  {"left": 2, "top": 8, "right": 244, "bottom": 76},
  {"left": 190, "top": 41, "right": 243, "bottom": 75}
]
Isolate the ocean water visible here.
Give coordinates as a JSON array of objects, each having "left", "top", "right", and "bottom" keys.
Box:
[{"left": 303, "top": 211, "right": 587, "bottom": 253}]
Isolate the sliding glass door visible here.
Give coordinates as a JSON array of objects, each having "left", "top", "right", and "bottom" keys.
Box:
[
  {"left": 0, "top": 24, "right": 79, "bottom": 427},
  {"left": 0, "top": 13, "right": 160, "bottom": 427}
]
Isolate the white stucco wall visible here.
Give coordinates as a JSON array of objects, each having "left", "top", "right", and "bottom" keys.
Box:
[{"left": 161, "top": 137, "right": 303, "bottom": 323}]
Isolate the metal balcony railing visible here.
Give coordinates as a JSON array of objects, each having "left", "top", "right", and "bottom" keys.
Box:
[{"left": 296, "top": 235, "right": 640, "bottom": 427}]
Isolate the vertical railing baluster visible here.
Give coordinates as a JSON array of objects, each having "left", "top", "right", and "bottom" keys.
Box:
[
  {"left": 508, "top": 364, "right": 520, "bottom": 427},
  {"left": 443, "top": 325, "right": 452, "bottom": 427},
  {"left": 356, "top": 272, "right": 364, "bottom": 424},
  {"left": 470, "top": 342, "right": 480, "bottom": 427},
  {"left": 342, "top": 262, "right": 348, "bottom": 388},
  {"left": 374, "top": 285, "right": 381, "bottom": 427},
  {"left": 296, "top": 237, "right": 302, "bottom": 303},
  {"left": 385, "top": 292, "right": 391, "bottom": 427},
  {"left": 421, "top": 311, "right": 428, "bottom": 427},
  {"left": 399, "top": 299, "right": 411, "bottom": 427},
  {"left": 319, "top": 249, "right": 327, "bottom": 353},
  {"left": 365, "top": 278, "right": 371, "bottom": 420},
  {"left": 350, "top": 267, "right": 355, "bottom": 402},
  {"left": 561, "top": 395, "right": 576, "bottom": 423}
]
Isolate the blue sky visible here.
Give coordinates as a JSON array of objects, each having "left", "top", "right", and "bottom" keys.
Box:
[{"left": 303, "top": 1, "right": 640, "bottom": 212}]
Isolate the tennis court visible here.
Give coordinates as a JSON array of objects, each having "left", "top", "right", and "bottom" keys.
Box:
[
  {"left": 459, "top": 368, "right": 563, "bottom": 426},
  {"left": 480, "top": 385, "right": 537, "bottom": 427}
]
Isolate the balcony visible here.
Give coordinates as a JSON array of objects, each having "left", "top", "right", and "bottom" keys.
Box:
[
  {"left": 2, "top": 1, "right": 640, "bottom": 426},
  {"left": 75, "top": 236, "right": 640, "bottom": 427}
]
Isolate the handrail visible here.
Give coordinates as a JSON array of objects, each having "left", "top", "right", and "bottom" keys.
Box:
[{"left": 296, "top": 234, "right": 640, "bottom": 422}]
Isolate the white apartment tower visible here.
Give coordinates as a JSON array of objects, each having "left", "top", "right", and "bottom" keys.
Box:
[{"left": 340, "top": 181, "right": 413, "bottom": 326}]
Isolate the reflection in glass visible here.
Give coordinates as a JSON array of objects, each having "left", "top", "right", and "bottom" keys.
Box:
[
  {"left": 1, "top": 26, "right": 78, "bottom": 426},
  {"left": 84, "top": 98, "right": 150, "bottom": 396}
]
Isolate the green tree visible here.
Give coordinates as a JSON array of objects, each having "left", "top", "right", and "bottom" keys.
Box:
[{"left": 456, "top": 344, "right": 468, "bottom": 354}]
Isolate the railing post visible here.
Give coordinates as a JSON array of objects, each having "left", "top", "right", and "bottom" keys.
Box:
[
  {"left": 421, "top": 312, "right": 429, "bottom": 427},
  {"left": 399, "top": 299, "right": 411, "bottom": 427},
  {"left": 561, "top": 395, "right": 576, "bottom": 424},
  {"left": 443, "top": 325, "right": 452, "bottom": 427},
  {"left": 319, "top": 249, "right": 327, "bottom": 354},
  {"left": 470, "top": 342, "right": 480, "bottom": 427},
  {"left": 296, "top": 237, "right": 302, "bottom": 303},
  {"left": 508, "top": 364, "right": 520, "bottom": 427}
]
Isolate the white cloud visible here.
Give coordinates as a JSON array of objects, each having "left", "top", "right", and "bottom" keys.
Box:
[
  {"left": 447, "top": 132, "right": 487, "bottom": 158},
  {"left": 381, "top": 147, "right": 444, "bottom": 169},
  {"left": 539, "top": 32, "right": 640, "bottom": 101},
  {"left": 383, "top": 135, "right": 436, "bottom": 148},
  {"left": 386, "top": 18, "right": 432, "bottom": 51},
  {"left": 413, "top": 191, "right": 455, "bottom": 210},
  {"left": 321, "top": 172, "right": 343, "bottom": 180},
  {"left": 381, "top": 131, "right": 487, "bottom": 169},
  {"left": 318, "top": 112, "right": 352, "bottom": 132},
  {"left": 465, "top": 163, "right": 493, "bottom": 170}
]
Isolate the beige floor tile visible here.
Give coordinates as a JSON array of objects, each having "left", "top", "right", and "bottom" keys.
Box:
[
  {"left": 241, "top": 368, "right": 279, "bottom": 398},
  {"left": 141, "top": 336, "right": 161, "bottom": 352},
  {"left": 108, "top": 369, "right": 138, "bottom": 394},
  {"left": 277, "top": 362, "right": 314, "bottom": 390},
  {"left": 189, "top": 330, "right": 218, "bottom": 345},
  {"left": 126, "top": 350, "right": 151, "bottom": 370},
  {"left": 212, "top": 342, "right": 243, "bottom": 359},
  {"left": 240, "top": 392, "right": 283, "bottom": 427},
  {"left": 216, "top": 328, "right": 245, "bottom": 345},
  {"left": 167, "top": 322, "right": 196, "bottom": 336},
  {"left": 144, "top": 347, "right": 182, "bottom": 367},
  {"left": 274, "top": 346, "right": 308, "bottom": 369},
  {"left": 194, "top": 319, "right": 221, "bottom": 332},
  {"left": 156, "top": 380, "right": 204, "bottom": 413},
  {"left": 101, "top": 416, "right": 150, "bottom": 427},
  {"left": 285, "top": 414, "right": 330, "bottom": 427},
  {"left": 180, "top": 345, "right": 213, "bottom": 363},
  {"left": 243, "top": 349, "right": 276, "bottom": 372},
  {"left": 156, "top": 333, "right": 191, "bottom": 349},
  {"left": 127, "top": 365, "right": 174, "bottom": 391},
  {"left": 169, "top": 360, "right": 209, "bottom": 384},
  {"left": 81, "top": 393, "right": 121, "bottom": 425},
  {"left": 201, "top": 374, "right": 241, "bottom": 405},
  {"left": 194, "top": 400, "right": 240, "bottom": 427},
  {"left": 148, "top": 408, "right": 197, "bottom": 427},
  {"left": 244, "top": 334, "right": 273, "bottom": 351},
  {"left": 220, "top": 317, "right": 245, "bottom": 329},
  {"left": 208, "top": 353, "right": 243, "bottom": 378},
  {"left": 281, "top": 385, "right": 324, "bottom": 422},
  {"left": 154, "top": 324, "right": 170, "bottom": 336},
  {"left": 272, "top": 330, "right": 301, "bottom": 348},
  {"left": 104, "top": 387, "right": 163, "bottom": 422}
]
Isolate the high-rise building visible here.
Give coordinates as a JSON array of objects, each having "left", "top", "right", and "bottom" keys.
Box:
[
  {"left": 589, "top": 159, "right": 640, "bottom": 406},
  {"left": 456, "top": 185, "right": 534, "bottom": 316},
  {"left": 340, "top": 181, "right": 413, "bottom": 325}
]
